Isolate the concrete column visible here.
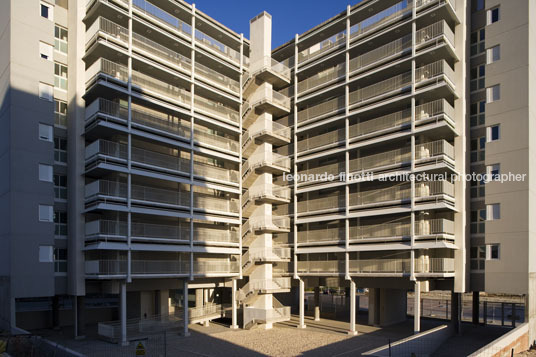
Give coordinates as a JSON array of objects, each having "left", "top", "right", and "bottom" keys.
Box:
[
  {"left": 203, "top": 289, "right": 210, "bottom": 327},
  {"left": 368, "top": 288, "right": 380, "bottom": 326},
  {"left": 314, "top": 287, "right": 320, "bottom": 321},
  {"left": 472, "top": 291, "right": 480, "bottom": 325},
  {"left": 348, "top": 280, "right": 357, "bottom": 335},
  {"left": 52, "top": 295, "right": 60, "bottom": 330},
  {"left": 231, "top": 279, "right": 238, "bottom": 329},
  {"left": 298, "top": 280, "right": 306, "bottom": 328},
  {"left": 195, "top": 289, "right": 203, "bottom": 307},
  {"left": 451, "top": 292, "right": 461, "bottom": 334},
  {"left": 120, "top": 282, "right": 128, "bottom": 346},
  {"left": 76, "top": 296, "right": 85, "bottom": 340},
  {"left": 183, "top": 279, "right": 190, "bottom": 336},
  {"left": 414, "top": 282, "right": 421, "bottom": 334},
  {"left": 512, "top": 303, "right": 516, "bottom": 327}
]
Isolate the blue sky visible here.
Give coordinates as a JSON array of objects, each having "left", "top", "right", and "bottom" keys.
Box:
[{"left": 193, "top": 0, "right": 360, "bottom": 48}]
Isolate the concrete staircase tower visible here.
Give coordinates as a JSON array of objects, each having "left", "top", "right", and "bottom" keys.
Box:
[{"left": 239, "top": 12, "right": 292, "bottom": 329}]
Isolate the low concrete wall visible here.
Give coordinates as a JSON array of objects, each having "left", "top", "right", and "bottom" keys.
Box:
[
  {"left": 362, "top": 324, "right": 453, "bottom": 357},
  {"left": 468, "top": 323, "right": 529, "bottom": 357}
]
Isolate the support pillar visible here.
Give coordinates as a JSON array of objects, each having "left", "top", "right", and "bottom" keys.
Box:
[
  {"left": 348, "top": 280, "right": 357, "bottom": 335},
  {"left": 368, "top": 288, "right": 380, "bottom": 326},
  {"left": 75, "top": 296, "right": 85, "bottom": 340},
  {"left": 195, "top": 289, "right": 203, "bottom": 307},
  {"left": 183, "top": 280, "right": 190, "bottom": 336},
  {"left": 472, "top": 291, "right": 480, "bottom": 325},
  {"left": 203, "top": 289, "right": 209, "bottom": 327},
  {"left": 414, "top": 282, "right": 421, "bottom": 334},
  {"left": 298, "top": 280, "right": 306, "bottom": 328},
  {"left": 120, "top": 282, "right": 128, "bottom": 346},
  {"left": 52, "top": 295, "right": 60, "bottom": 330},
  {"left": 231, "top": 279, "right": 238, "bottom": 329},
  {"left": 451, "top": 291, "right": 461, "bottom": 334},
  {"left": 512, "top": 303, "right": 516, "bottom": 327},
  {"left": 314, "top": 287, "right": 320, "bottom": 321}
]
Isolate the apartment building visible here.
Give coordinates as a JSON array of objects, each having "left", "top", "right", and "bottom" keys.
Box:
[{"left": 0, "top": 0, "right": 535, "bottom": 345}]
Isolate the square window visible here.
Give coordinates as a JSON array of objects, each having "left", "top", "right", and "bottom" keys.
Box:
[
  {"left": 39, "top": 123, "right": 53, "bottom": 142},
  {"left": 39, "top": 82, "right": 53, "bottom": 101},
  {"left": 39, "top": 42, "right": 53, "bottom": 61},
  {"left": 39, "top": 204, "right": 53, "bottom": 222},
  {"left": 39, "top": 164, "right": 53, "bottom": 182},
  {"left": 487, "top": 85, "right": 500, "bottom": 102},
  {"left": 487, "top": 45, "right": 500, "bottom": 64},
  {"left": 488, "top": 244, "right": 500, "bottom": 260},
  {"left": 487, "top": 125, "right": 500, "bottom": 142},
  {"left": 40, "top": 2, "right": 53, "bottom": 20},
  {"left": 487, "top": 163, "right": 500, "bottom": 180},
  {"left": 488, "top": 7, "right": 500, "bottom": 24},
  {"left": 39, "top": 246, "right": 53, "bottom": 262},
  {"left": 487, "top": 203, "right": 500, "bottom": 220}
]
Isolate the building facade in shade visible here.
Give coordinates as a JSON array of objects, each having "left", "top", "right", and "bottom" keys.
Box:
[{"left": 0, "top": 0, "right": 536, "bottom": 344}]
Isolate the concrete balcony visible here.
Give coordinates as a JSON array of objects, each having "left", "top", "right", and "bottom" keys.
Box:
[
  {"left": 349, "top": 219, "right": 455, "bottom": 242},
  {"left": 193, "top": 127, "right": 239, "bottom": 153},
  {"left": 84, "top": 180, "right": 191, "bottom": 209},
  {"left": 297, "top": 227, "right": 344, "bottom": 245},
  {"left": 194, "top": 193, "right": 239, "bottom": 214},
  {"left": 242, "top": 184, "right": 291, "bottom": 216},
  {"left": 242, "top": 216, "right": 291, "bottom": 246},
  {"left": 297, "top": 195, "right": 345, "bottom": 214},
  {"left": 242, "top": 152, "right": 291, "bottom": 187},
  {"left": 416, "top": 20, "right": 455, "bottom": 50},
  {"left": 86, "top": 16, "right": 128, "bottom": 46},
  {"left": 298, "top": 63, "right": 345, "bottom": 95},
  {"left": 349, "top": 139, "right": 455, "bottom": 173},
  {"left": 85, "top": 259, "right": 189, "bottom": 277},
  {"left": 244, "top": 56, "right": 291, "bottom": 90},
  {"left": 416, "top": 0, "right": 456, "bottom": 12},
  {"left": 298, "top": 128, "right": 345, "bottom": 153},
  {"left": 242, "top": 247, "right": 292, "bottom": 274},
  {"left": 297, "top": 95, "right": 344, "bottom": 124},
  {"left": 193, "top": 260, "right": 239, "bottom": 276},
  {"left": 85, "top": 98, "right": 191, "bottom": 140},
  {"left": 242, "top": 88, "right": 291, "bottom": 127},
  {"left": 349, "top": 0, "right": 412, "bottom": 42},
  {"left": 242, "top": 118, "right": 291, "bottom": 157},
  {"left": 297, "top": 260, "right": 345, "bottom": 274},
  {"left": 298, "top": 30, "right": 346, "bottom": 65},
  {"left": 238, "top": 277, "right": 292, "bottom": 303},
  {"left": 348, "top": 257, "right": 455, "bottom": 275},
  {"left": 349, "top": 34, "right": 412, "bottom": 75}
]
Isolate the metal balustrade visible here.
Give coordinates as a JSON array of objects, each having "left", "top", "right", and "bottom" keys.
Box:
[
  {"left": 244, "top": 56, "right": 291, "bottom": 84},
  {"left": 242, "top": 118, "right": 291, "bottom": 149},
  {"left": 297, "top": 195, "right": 345, "bottom": 213},
  {"left": 194, "top": 260, "right": 239, "bottom": 274},
  {"left": 414, "top": 219, "right": 455, "bottom": 236},
  {"left": 298, "top": 128, "right": 345, "bottom": 152},
  {"left": 349, "top": 71, "right": 412, "bottom": 105},
  {"left": 194, "top": 30, "right": 242, "bottom": 65},
  {"left": 350, "top": 0, "right": 412, "bottom": 40},
  {"left": 194, "top": 61, "right": 239, "bottom": 92},
  {"left": 298, "top": 31, "right": 346, "bottom": 64},
  {"left": 349, "top": 34, "right": 412, "bottom": 73},
  {"left": 298, "top": 227, "right": 344, "bottom": 243},
  {"left": 243, "top": 184, "right": 291, "bottom": 205},
  {"left": 415, "top": 99, "right": 455, "bottom": 122},
  {"left": 245, "top": 247, "right": 292, "bottom": 263},
  {"left": 349, "top": 221, "right": 411, "bottom": 240},
  {"left": 194, "top": 128, "right": 239, "bottom": 152},
  {"left": 86, "top": 16, "right": 128, "bottom": 44},
  {"left": 349, "top": 257, "right": 455, "bottom": 273},
  {"left": 350, "top": 182, "right": 411, "bottom": 206},
  {"left": 193, "top": 95, "right": 239, "bottom": 123},
  {"left": 298, "top": 63, "right": 345, "bottom": 94},
  {"left": 298, "top": 161, "right": 345, "bottom": 182},
  {"left": 416, "top": 20, "right": 455, "bottom": 49},
  {"left": 133, "top": 0, "right": 192, "bottom": 37},
  {"left": 297, "top": 261, "right": 345, "bottom": 273},
  {"left": 416, "top": 0, "right": 456, "bottom": 11},
  {"left": 194, "top": 194, "right": 239, "bottom": 214},
  {"left": 242, "top": 152, "right": 291, "bottom": 176},
  {"left": 415, "top": 257, "right": 455, "bottom": 273},
  {"left": 298, "top": 95, "right": 345, "bottom": 124},
  {"left": 85, "top": 259, "right": 190, "bottom": 275},
  {"left": 415, "top": 139, "right": 455, "bottom": 161},
  {"left": 415, "top": 60, "right": 455, "bottom": 86},
  {"left": 194, "top": 161, "right": 239, "bottom": 183},
  {"left": 132, "top": 32, "right": 192, "bottom": 72},
  {"left": 416, "top": 181, "right": 455, "bottom": 198},
  {"left": 194, "top": 227, "right": 239, "bottom": 244}
]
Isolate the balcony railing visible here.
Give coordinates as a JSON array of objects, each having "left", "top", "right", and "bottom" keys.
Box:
[
  {"left": 193, "top": 95, "right": 239, "bottom": 123},
  {"left": 194, "top": 29, "right": 243, "bottom": 65},
  {"left": 245, "top": 56, "right": 291, "bottom": 83},
  {"left": 350, "top": 0, "right": 412, "bottom": 40},
  {"left": 244, "top": 184, "right": 291, "bottom": 205},
  {"left": 414, "top": 219, "right": 455, "bottom": 236},
  {"left": 350, "top": 182, "right": 410, "bottom": 206},
  {"left": 86, "top": 259, "right": 190, "bottom": 275},
  {"left": 297, "top": 128, "right": 345, "bottom": 152},
  {"left": 248, "top": 216, "right": 291, "bottom": 232},
  {"left": 194, "top": 128, "right": 239, "bottom": 152},
  {"left": 297, "top": 195, "right": 345, "bottom": 213},
  {"left": 194, "top": 161, "right": 239, "bottom": 183},
  {"left": 132, "top": 32, "right": 192, "bottom": 73},
  {"left": 415, "top": 139, "right": 455, "bottom": 161},
  {"left": 297, "top": 227, "right": 344, "bottom": 244},
  {"left": 416, "top": 20, "right": 455, "bottom": 49},
  {"left": 350, "top": 108, "right": 411, "bottom": 139},
  {"left": 298, "top": 31, "right": 346, "bottom": 64},
  {"left": 195, "top": 61, "right": 240, "bottom": 93},
  {"left": 298, "top": 95, "right": 344, "bottom": 124},
  {"left": 349, "top": 34, "right": 412, "bottom": 73},
  {"left": 194, "top": 260, "right": 239, "bottom": 274},
  {"left": 349, "top": 71, "right": 412, "bottom": 106},
  {"left": 350, "top": 221, "right": 411, "bottom": 240},
  {"left": 349, "top": 257, "right": 455, "bottom": 273},
  {"left": 416, "top": 0, "right": 456, "bottom": 11},
  {"left": 245, "top": 247, "right": 292, "bottom": 263},
  {"left": 86, "top": 16, "right": 128, "bottom": 45},
  {"left": 85, "top": 180, "right": 191, "bottom": 207},
  {"left": 242, "top": 118, "right": 291, "bottom": 149},
  {"left": 415, "top": 60, "right": 455, "bottom": 87},
  {"left": 194, "top": 227, "right": 239, "bottom": 244},
  {"left": 133, "top": 0, "right": 192, "bottom": 38},
  {"left": 297, "top": 161, "right": 344, "bottom": 183},
  {"left": 415, "top": 99, "right": 455, "bottom": 123},
  {"left": 416, "top": 181, "right": 455, "bottom": 198},
  {"left": 297, "top": 260, "right": 345, "bottom": 273},
  {"left": 194, "top": 193, "right": 239, "bottom": 214},
  {"left": 243, "top": 152, "right": 291, "bottom": 176},
  {"left": 298, "top": 63, "right": 345, "bottom": 94}
]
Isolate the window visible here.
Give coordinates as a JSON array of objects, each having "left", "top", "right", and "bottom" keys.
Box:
[
  {"left": 487, "top": 163, "right": 500, "bottom": 181},
  {"left": 470, "top": 28, "right": 485, "bottom": 56},
  {"left": 39, "top": 123, "right": 53, "bottom": 142},
  {"left": 486, "top": 244, "right": 500, "bottom": 260},
  {"left": 470, "top": 246, "right": 486, "bottom": 271},
  {"left": 487, "top": 45, "right": 500, "bottom": 64},
  {"left": 487, "top": 84, "right": 500, "bottom": 102},
  {"left": 40, "top": 2, "right": 53, "bottom": 20},
  {"left": 470, "top": 100, "right": 486, "bottom": 127},
  {"left": 39, "top": 164, "right": 53, "bottom": 182},
  {"left": 39, "top": 246, "right": 53, "bottom": 263},
  {"left": 470, "top": 64, "right": 485, "bottom": 92},
  {"left": 54, "top": 63, "right": 68, "bottom": 90},
  {"left": 54, "top": 248, "right": 67, "bottom": 273},
  {"left": 471, "top": 209, "right": 486, "bottom": 234},
  {"left": 39, "top": 204, "right": 54, "bottom": 222},
  {"left": 54, "top": 137, "right": 67, "bottom": 163},
  {"left": 54, "top": 26, "right": 68, "bottom": 54},
  {"left": 487, "top": 203, "right": 500, "bottom": 220},
  {"left": 39, "top": 82, "right": 53, "bottom": 101},
  {"left": 487, "top": 125, "right": 500, "bottom": 142},
  {"left": 54, "top": 174, "right": 67, "bottom": 200},
  {"left": 39, "top": 42, "right": 53, "bottom": 61},
  {"left": 472, "top": 0, "right": 484, "bottom": 12},
  {"left": 471, "top": 176, "right": 485, "bottom": 199},
  {"left": 54, "top": 99, "right": 67, "bottom": 127},
  {"left": 54, "top": 211, "right": 67, "bottom": 238},
  {"left": 471, "top": 136, "right": 486, "bottom": 162},
  {"left": 487, "top": 7, "right": 500, "bottom": 24}
]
